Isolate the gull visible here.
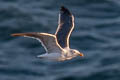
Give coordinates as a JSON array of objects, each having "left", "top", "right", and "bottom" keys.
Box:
[{"left": 11, "top": 6, "right": 84, "bottom": 61}]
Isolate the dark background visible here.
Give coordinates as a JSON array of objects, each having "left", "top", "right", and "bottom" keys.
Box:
[{"left": 0, "top": 0, "right": 120, "bottom": 80}]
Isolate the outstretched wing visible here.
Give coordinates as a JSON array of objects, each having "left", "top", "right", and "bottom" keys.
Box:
[
  {"left": 11, "top": 32, "right": 63, "bottom": 53},
  {"left": 55, "top": 6, "right": 74, "bottom": 48}
]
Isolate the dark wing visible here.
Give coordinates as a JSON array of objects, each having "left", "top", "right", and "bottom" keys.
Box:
[
  {"left": 11, "top": 33, "right": 62, "bottom": 53},
  {"left": 55, "top": 6, "right": 74, "bottom": 48}
]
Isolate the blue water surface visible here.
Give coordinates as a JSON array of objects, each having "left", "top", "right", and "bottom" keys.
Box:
[{"left": 0, "top": 0, "right": 120, "bottom": 80}]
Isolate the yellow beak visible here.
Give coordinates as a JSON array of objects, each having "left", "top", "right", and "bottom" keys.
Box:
[{"left": 79, "top": 53, "right": 84, "bottom": 57}]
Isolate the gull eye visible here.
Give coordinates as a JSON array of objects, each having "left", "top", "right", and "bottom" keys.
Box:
[{"left": 73, "top": 50, "right": 76, "bottom": 53}]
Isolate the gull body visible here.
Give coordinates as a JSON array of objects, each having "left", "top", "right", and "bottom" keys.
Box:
[
  {"left": 38, "top": 48, "right": 82, "bottom": 61},
  {"left": 11, "top": 6, "right": 83, "bottom": 61}
]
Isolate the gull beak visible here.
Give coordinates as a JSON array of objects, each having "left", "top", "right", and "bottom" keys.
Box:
[{"left": 79, "top": 53, "right": 84, "bottom": 57}]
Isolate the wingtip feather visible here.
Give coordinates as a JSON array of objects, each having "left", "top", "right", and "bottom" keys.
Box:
[
  {"left": 11, "top": 33, "right": 28, "bottom": 37},
  {"left": 11, "top": 33, "right": 21, "bottom": 37},
  {"left": 60, "top": 6, "right": 71, "bottom": 15}
]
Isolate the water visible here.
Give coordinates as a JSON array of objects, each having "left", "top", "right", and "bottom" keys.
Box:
[{"left": 0, "top": 0, "right": 120, "bottom": 80}]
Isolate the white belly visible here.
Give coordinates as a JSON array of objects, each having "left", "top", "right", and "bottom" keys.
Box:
[{"left": 37, "top": 53, "right": 61, "bottom": 60}]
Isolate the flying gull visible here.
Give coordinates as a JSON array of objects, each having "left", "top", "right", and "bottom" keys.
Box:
[{"left": 11, "top": 6, "right": 84, "bottom": 61}]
